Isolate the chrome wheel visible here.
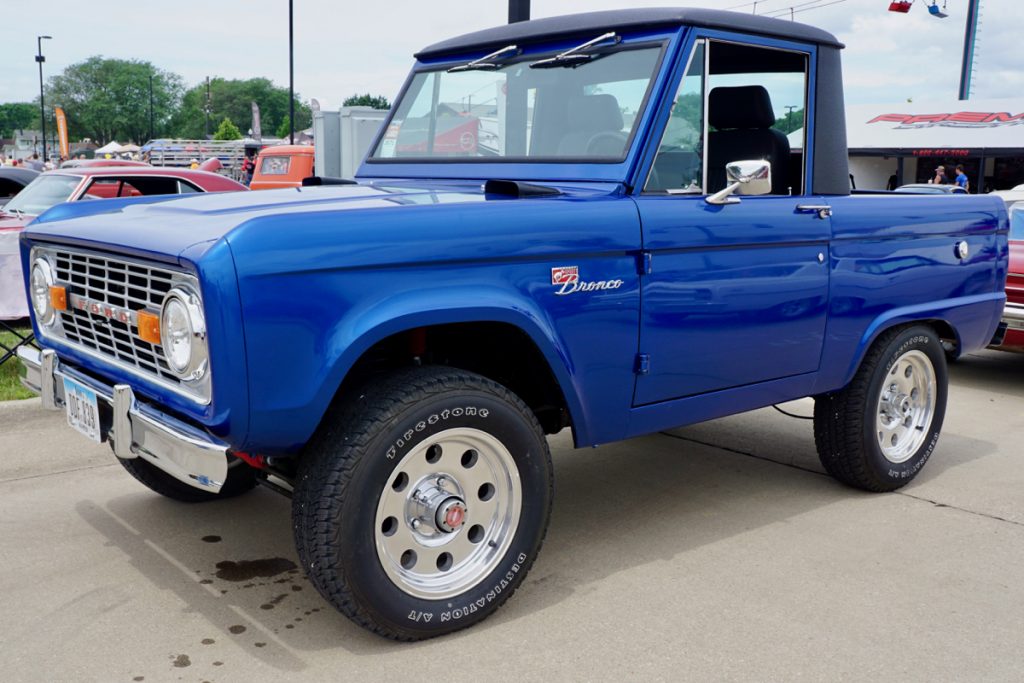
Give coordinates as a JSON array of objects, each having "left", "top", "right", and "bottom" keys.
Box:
[
  {"left": 876, "top": 349, "right": 937, "bottom": 464},
  {"left": 374, "top": 427, "right": 521, "bottom": 599}
]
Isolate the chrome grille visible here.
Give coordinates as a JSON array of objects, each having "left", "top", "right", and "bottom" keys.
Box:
[{"left": 52, "top": 250, "right": 179, "bottom": 382}]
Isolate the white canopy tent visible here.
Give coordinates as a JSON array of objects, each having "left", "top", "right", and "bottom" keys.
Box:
[{"left": 93, "top": 141, "right": 122, "bottom": 155}]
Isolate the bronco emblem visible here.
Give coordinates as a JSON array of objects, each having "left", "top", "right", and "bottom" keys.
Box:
[{"left": 551, "top": 266, "right": 623, "bottom": 296}]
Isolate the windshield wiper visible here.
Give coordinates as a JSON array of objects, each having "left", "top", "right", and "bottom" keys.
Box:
[
  {"left": 447, "top": 44, "right": 521, "bottom": 73},
  {"left": 530, "top": 32, "right": 621, "bottom": 69}
]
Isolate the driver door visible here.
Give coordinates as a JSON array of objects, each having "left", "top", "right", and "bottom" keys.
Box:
[{"left": 633, "top": 37, "right": 830, "bottom": 406}]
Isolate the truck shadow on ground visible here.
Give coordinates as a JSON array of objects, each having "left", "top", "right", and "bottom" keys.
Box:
[{"left": 74, "top": 399, "right": 995, "bottom": 673}]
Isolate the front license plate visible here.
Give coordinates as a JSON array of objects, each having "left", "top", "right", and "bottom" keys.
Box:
[{"left": 63, "top": 377, "right": 101, "bottom": 443}]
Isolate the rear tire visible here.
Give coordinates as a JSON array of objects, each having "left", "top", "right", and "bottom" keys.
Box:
[
  {"left": 813, "top": 325, "right": 947, "bottom": 492},
  {"left": 119, "top": 456, "right": 257, "bottom": 503},
  {"left": 292, "top": 366, "right": 553, "bottom": 640}
]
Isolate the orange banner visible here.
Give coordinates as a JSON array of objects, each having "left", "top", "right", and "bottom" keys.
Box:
[{"left": 55, "top": 107, "right": 69, "bottom": 160}]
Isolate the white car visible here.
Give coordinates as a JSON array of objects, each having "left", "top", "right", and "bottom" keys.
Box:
[{"left": 992, "top": 184, "right": 1024, "bottom": 210}]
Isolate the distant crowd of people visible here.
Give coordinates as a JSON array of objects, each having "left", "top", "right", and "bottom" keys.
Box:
[
  {"left": 0, "top": 153, "right": 49, "bottom": 170},
  {"left": 0, "top": 151, "right": 144, "bottom": 171}
]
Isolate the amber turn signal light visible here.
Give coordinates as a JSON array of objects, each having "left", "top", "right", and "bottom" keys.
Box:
[
  {"left": 49, "top": 285, "right": 67, "bottom": 311},
  {"left": 137, "top": 311, "right": 161, "bottom": 345}
]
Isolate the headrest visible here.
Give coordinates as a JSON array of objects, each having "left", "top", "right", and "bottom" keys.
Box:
[
  {"left": 568, "top": 94, "right": 624, "bottom": 134},
  {"left": 708, "top": 86, "right": 777, "bottom": 130}
]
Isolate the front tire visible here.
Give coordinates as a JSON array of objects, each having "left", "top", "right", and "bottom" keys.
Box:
[
  {"left": 814, "top": 325, "right": 947, "bottom": 492},
  {"left": 292, "top": 366, "right": 553, "bottom": 640}
]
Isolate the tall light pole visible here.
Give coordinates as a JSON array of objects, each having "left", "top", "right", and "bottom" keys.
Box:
[
  {"left": 288, "top": 0, "right": 295, "bottom": 144},
  {"left": 36, "top": 35, "right": 52, "bottom": 161}
]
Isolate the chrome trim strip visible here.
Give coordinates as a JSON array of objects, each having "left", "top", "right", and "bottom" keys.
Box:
[{"left": 19, "top": 347, "right": 228, "bottom": 493}]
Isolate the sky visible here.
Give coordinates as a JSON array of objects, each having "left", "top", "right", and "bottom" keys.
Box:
[{"left": 0, "top": 0, "right": 1021, "bottom": 110}]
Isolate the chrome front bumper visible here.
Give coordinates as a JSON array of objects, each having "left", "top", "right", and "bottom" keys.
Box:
[{"left": 18, "top": 346, "right": 228, "bottom": 493}]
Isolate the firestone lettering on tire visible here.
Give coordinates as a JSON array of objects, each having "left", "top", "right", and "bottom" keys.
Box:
[{"left": 385, "top": 406, "right": 490, "bottom": 459}]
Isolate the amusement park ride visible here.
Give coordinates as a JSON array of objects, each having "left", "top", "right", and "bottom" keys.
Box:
[{"left": 888, "top": 0, "right": 983, "bottom": 100}]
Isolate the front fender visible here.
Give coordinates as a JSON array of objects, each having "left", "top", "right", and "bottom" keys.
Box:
[{"left": 239, "top": 283, "right": 596, "bottom": 454}]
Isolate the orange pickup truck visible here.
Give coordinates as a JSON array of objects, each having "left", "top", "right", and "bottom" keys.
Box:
[{"left": 249, "top": 145, "right": 314, "bottom": 190}]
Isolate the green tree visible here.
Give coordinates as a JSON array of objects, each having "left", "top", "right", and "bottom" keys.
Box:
[
  {"left": 342, "top": 93, "right": 390, "bottom": 110},
  {"left": 170, "top": 78, "right": 310, "bottom": 139},
  {"left": 212, "top": 117, "right": 242, "bottom": 141},
  {"left": 774, "top": 108, "right": 804, "bottom": 135},
  {"left": 43, "top": 57, "right": 184, "bottom": 143},
  {"left": 275, "top": 117, "right": 293, "bottom": 139},
  {"left": 0, "top": 102, "right": 36, "bottom": 138}
]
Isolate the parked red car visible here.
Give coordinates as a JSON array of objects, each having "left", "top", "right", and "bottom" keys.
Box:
[
  {"left": 0, "top": 167, "right": 247, "bottom": 320},
  {"left": 57, "top": 159, "right": 150, "bottom": 169},
  {"left": 993, "top": 206, "right": 1024, "bottom": 351}
]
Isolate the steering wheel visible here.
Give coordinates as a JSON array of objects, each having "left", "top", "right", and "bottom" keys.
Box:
[{"left": 585, "top": 131, "right": 628, "bottom": 157}]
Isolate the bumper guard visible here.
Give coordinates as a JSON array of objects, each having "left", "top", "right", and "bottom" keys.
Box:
[{"left": 18, "top": 346, "right": 228, "bottom": 493}]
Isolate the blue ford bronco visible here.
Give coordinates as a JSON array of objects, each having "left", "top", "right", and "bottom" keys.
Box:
[{"left": 18, "top": 9, "right": 1008, "bottom": 639}]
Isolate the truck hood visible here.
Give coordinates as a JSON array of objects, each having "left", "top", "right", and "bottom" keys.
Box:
[{"left": 23, "top": 179, "right": 622, "bottom": 264}]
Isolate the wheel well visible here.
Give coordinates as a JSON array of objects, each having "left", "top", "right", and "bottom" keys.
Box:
[
  {"left": 923, "top": 319, "right": 960, "bottom": 355},
  {"left": 335, "top": 323, "right": 572, "bottom": 435}
]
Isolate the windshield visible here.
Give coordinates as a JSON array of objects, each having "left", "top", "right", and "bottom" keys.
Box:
[
  {"left": 369, "top": 45, "right": 663, "bottom": 162},
  {"left": 4, "top": 174, "right": 81, "bottom": 215}
]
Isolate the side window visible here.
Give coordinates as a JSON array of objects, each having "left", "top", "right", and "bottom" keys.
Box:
[
  {"left": 177, "top": 180, "right": 201, "bottom": 194},
  {"left": 646, "top": 39, "right": 809, "bottom": 196},
  {"left": 646, "top": 40, "right": 705, "bottom": 193}
]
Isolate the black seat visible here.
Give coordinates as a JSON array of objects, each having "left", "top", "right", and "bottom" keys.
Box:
[
  {"left": 707, "top": 85, "right": 790, "bottom": 195},
  {"left": 557, "top": 94, "right": 626, "bottom": 157}
]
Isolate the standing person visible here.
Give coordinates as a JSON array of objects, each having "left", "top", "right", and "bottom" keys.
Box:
[
  {"left": 954, "top": 164, "right": 970, "bottom": 192},
  {"left": 26, "top": 153, "right": 44, "bottom": 171},
  {"left": 930, "top": 165, "right": 949, "bottom": 185}
]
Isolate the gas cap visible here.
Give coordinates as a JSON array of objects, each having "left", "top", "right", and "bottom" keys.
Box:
[{"left": 954, "top": 241, "right": 969, "bottom": 260}]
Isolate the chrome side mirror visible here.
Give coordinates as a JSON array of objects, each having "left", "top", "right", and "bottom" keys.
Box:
[{"left": 706, "top": 159, "right": 772, "bottom": 205}]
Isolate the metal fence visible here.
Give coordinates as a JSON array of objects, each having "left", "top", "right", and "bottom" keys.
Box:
[{"left": 0, "top": 320, "right": 36, "bottom": 369}]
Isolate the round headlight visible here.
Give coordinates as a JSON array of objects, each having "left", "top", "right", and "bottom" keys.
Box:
[
  {"left": 159, "top": 287, "right": 207, "bottom": 379},
  {"left": 30, "top": 259, "right": 55, "bottom": 326},
  {"left": 161, "top": 295, "right": 193, "bottom": 373}
]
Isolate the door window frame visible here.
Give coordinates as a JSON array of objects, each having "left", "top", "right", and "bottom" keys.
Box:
[{"left": 633, "top": 29, "right": 817, "bottom": 197}]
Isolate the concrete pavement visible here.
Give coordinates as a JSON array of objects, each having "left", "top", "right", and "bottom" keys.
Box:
[{"left": 0, "top": 349, "right": 1022, "bottom": 681}]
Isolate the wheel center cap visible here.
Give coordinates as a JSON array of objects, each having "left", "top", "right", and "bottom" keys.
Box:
[{"left": 437, "top": 498, "right": 467, "bottom": 533}]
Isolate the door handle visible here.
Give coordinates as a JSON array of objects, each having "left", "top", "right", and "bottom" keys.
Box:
[{"left": 795, "top": 204, "right": 832, "bottom": 219}]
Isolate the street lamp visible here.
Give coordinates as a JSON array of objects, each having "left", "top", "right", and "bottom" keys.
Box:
[{"left": 36, "top": 35, "right": 52, "bottom": 162}]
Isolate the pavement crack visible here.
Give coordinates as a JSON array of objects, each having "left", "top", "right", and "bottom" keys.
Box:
[
  {"left": 659, "top": 432, "right": 1024, "bottom": 529},
  {"left": 658, "top": 431, "right": 827, "bottom": 477},
  {"left": 897, "top": 491, "right": 1024, "bottom": 528},
  {"left": 0, "top": 462, "right": 118, "bottom": 485}
]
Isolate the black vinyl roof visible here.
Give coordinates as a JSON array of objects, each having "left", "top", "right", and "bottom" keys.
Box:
[{"left": 416, "top": 7, "right": 844, "bottom": 59}]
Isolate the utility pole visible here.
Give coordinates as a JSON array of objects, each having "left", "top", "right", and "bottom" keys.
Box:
[
  {"left": 785, "top": 105, "right": 797, "bottom": 132},
  {"left": 205, "top": 76, "right": 211, "bottom": 139},
  {"left": 509, "top": 0, "right": 530, "bottom": 23},
  {"left": 149, "top": 72, "right": 155, "bottom": 141},
  {"left": 958, "top": 0, "right": 982, "bottom": 100},
  {"left": 289, "top": 0, "right": 295, "bottom": 144},
  {"left": 36, "top": 35, "right": 52, "bottom": 161}
]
